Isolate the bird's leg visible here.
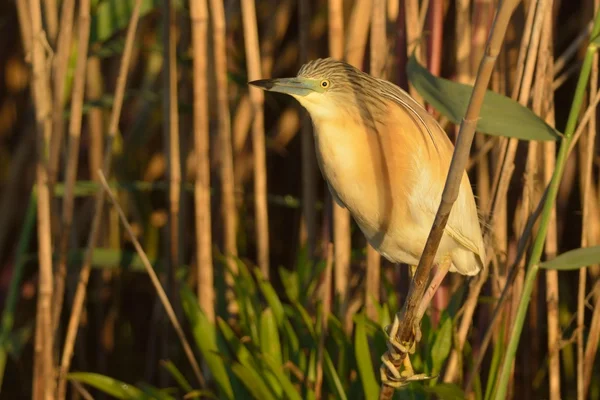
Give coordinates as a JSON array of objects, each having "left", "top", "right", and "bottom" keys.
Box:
[
  {"left": 416, "top": 256, "right": 452, "bottom": 321},
  {"left": 381, "top": 266, "right": 432, "bottom": 388}
]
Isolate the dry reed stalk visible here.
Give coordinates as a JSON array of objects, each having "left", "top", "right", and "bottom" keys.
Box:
[
  {"left": 578, "top": 2, "right": 598, "bottom": 395},
  {"left": 86, "top": 57, "right": 105, "bottom": 179},
  {"left": 190, "top": 0, "right": 214, "bottom": 321},
  {"left": 527, "top": 6, "right": 556, "bottom": 395},
  {"left": 298, "top": 0, "right": 317, "bottom": 257},
  {"left": 365, "top": 0, "right": 386, "bottom": 322},
  {"left": 48, "top": 0, "right": 75, "bottom": 184},
  {"left": 163, "top": 0, "right": 182, "bottom": 306},
  {"left": 534, "top": 7, "right": 561, "bottom": 400},
  {"left": 98, "top": 172, "right": 206, "bottom": 388},
  {"left": 328, "top": 0, "right": 351, "bottom": 325},
  {"left": 404, "top": 0, "right": 423, "bottom": 101},
  {"left": 232, "top": 0, "right": 294, "bottom": 155},
  {"left": 56, "top": 2, "right": 143, "bottom": 397},
  {"left": 584, "top": 285, "right": 600, "bottom": 393},
  {"left": 26, "top": 0, "right": 55, "bottom": 397},
  {"left": 315, "top": 243, "right": 334, "bottom": 400},
  {"left": 208, "top": 0, "right": 239, "bottom": 294},
  {"left": 379, "top": 0, "right": 521, "bottom": 396},
  {"left": 16, "top": 0, "right": 32, "bottom": 56},
  {"left": 241, "top": 0, "right": 270, "bottom": 277},
  {"left": 43, "top": 0, "right": 58, "bottom": 43},
  {"left": 345, "top": 0, "right": 372, "bottom": 68},
  {"left": 455, "top": 0, "right": 472, "bottom": 84},
  {"left": 52, "top": 0, "right": 92, "bottom": 341},
  {"left": 426, "top": 0, "right": 442, "bottom": 77}
]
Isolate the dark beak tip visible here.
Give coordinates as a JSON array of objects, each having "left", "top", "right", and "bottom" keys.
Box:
[{"left": 248, "top": 79, "right": 274, "bottom": 90}]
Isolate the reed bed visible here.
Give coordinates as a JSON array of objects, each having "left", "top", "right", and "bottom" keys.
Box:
[{"left": 0, "top": 0, "right": 599, "bottom": 399}]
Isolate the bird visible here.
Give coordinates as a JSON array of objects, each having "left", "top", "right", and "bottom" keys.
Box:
[{"left": 249, "top": 58, "right": 485, "bottom": 384}]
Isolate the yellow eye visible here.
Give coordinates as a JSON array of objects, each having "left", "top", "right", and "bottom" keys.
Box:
[{"left": 320, "top": 80, "right": 330, "bottom": 88}]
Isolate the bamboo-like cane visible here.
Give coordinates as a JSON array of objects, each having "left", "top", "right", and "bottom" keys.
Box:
[
  {"left": 190, "top": 0, "right": 214, "bottom": 321},
  {"left": 27, "top": 0, "right": 55, "bottom": 397},
  {"left": 241, "top": 0, "right": 270, "bottom": 277}
]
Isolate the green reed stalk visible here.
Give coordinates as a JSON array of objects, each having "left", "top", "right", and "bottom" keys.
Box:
[{"left": 494, "top": 9, "right": 600, "bottom": 399}]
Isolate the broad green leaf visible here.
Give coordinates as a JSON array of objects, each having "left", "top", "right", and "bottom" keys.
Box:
[
  {"left": 260, "top": 309, "right": 283, "bottom": 366},
  {"left": 354, "top": 315, "right": 378, "bottom": 400},
  {"left": 230, "top": 362, "right": 277, "bottom": 400},
  {"left": 430, "top": 316, "right": 453, "bottom": 374},
  {"left": 540, "top": 246, "right": 600, "bottom": 270},
  {"left": 180, "top": 286, "right": 234, "bottom": 399},
  {"left": 66, "top": 372, "right": 144, "bottom": 399},
  {"left": 424, "top": 383, "right": 466, "bottom": 400},
  {"left": 407, "top": 54, "right": 561, "bottom": 142}
]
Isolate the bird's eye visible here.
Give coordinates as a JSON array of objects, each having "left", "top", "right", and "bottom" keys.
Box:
[{"left": 320, "top": 80, "right": 330, "bottom": 88}]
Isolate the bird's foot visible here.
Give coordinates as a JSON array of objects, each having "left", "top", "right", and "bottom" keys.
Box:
[{"left": 381, "top": 318, "right": 433, "bottom": 388}]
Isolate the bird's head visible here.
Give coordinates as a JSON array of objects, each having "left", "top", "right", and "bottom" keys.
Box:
[{"left": 249, "top": 58, "right": 370, "bottom": 121}]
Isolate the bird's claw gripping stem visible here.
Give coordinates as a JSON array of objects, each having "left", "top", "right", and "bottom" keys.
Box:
[{"left": 380, "top": 315, "right": 432, "bottom": 388}]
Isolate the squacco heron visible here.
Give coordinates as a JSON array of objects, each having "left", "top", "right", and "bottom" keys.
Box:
[{"left": 250, "top": 58, "right": 485, "bottom": 384}]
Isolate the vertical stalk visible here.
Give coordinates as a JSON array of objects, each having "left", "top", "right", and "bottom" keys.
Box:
[
  {"left": 190, "top": 0, "right": 214, "bottom": 321},
  {"left": 52, "top": 0, "right": 92, "bottom": 340},
  {"left": 298, "top": 0, "right": 316, "bottom": 257},
  {"left": 328, "top": 0, "right": 351, "bottom": 326},
  {"left": 537, "top": 5, "right": 561, "bottom": 399},
  {"left": 366, "top": 0, "right": 385, "bottom": 322},
  {"left": 163, "top": 0, "right": 181, "bottom": 294},
  {"left": 578, "top": 1, "right": 598, "bottom": 396},
  {"left": 49, "top": 0, "right": 75, "bottom": 185},
  {"left": 495, "top": 9, "right": 600, "bottom": 399},
  {"left": 28, "top": 0, "right": 54, "bottom": 397},
  {"left": 208, "top": 0, "right": 238, "bottom": 308},
  {"left": 241, "top": 0, "right": 270, "bottom": 277},
  {"left": 57, "top": 1, "right": 143, "bottom": 398}
]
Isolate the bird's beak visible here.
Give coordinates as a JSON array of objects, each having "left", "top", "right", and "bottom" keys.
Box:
[{"left": 249, "top": 77, "right": 315, "bottom": 97}]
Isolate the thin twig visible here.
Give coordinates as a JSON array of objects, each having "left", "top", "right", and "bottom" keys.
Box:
[{"left": 98, "top": 171, "right": 206, "bottom": 388}]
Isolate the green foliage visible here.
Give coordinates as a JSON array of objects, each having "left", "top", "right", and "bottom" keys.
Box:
[
  {"left": 67, "top": 259, "right": 470, "bottom": 399},
  {"left": 406, "top": 54, "right": 561, "bottom": 141},
  {"left": 539, "top": 245, "right": 600, "bottom": 270}
]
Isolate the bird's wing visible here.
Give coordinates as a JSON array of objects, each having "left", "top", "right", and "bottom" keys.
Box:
[{"left": 376, "top": 79, "right": 442, "bottom": 154}]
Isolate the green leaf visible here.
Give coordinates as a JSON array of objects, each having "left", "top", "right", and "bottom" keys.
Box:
[
  {"left": 279, "top": 267, "right": 299, "bottom": 302},
  {"left": 66, "top": 372, "right": 144, "bottom": 399},
  {"left": 254, "top": 268, "right": 286, "bottom": 326},
  {"left": 424, "top": 383, "right": 466, "bottom": 400},
  {"left": 261, "top": 356, "right": 303, "bottom": 400},
  {"left": 323, "top": 351, "right": 348, "bottom": 400},
  {"left": 160, "top": 360, "right": 193, "bottom": 393},
  {"left": 180, "top": 286, "right": 234, "bottom": 399},
  {"left": 540, "top": 246, "right": 600, "bottom": 270},
  {"left": 260, "top": 308, "right": 283, "bottom": 366},
  {"left": 90, "top": 0, "right": 158, "bottom": 44},
  {"left": 230, "top": 362, "right": 277, "bottom": 400},
  {"left": 354, "top": 315, "right": 378, "bottom": 400},
  {"left": 406, "top": 54, "right": 561, "bottom": 141},
  {"left": 430, "top": 315, "right": 453, "bottom": 374}
]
